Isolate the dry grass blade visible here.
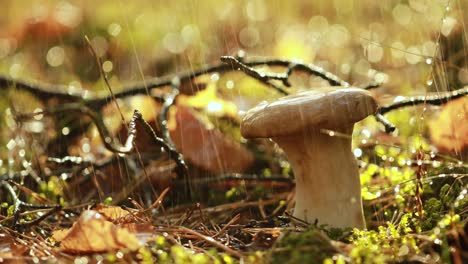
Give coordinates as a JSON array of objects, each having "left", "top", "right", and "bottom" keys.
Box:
[
  {"left": 139, "top": 187, "right": 170, "bottom": 214},
  {"left": 178, "top": 226, "right": 243, "bottom": 258},
  {"left": 214, "top": 213, "right": 241, "bottom": 238}
]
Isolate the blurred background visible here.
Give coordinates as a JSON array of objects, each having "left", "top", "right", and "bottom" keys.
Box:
[
  {"left": 0, "top": 0, "right": 466, "bottom": 202},
  {"left": 0, "top": 0, "right": 466, "bottom": 93}
]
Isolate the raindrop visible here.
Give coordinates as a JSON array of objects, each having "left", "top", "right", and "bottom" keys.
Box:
[
  {"left": 226, "top": 80, "right": 235, "bottom": 89},
  {"left": 210, "top": 73, "right": 220, "bottom": 82},
  {"left": 33, "top": 108, "right": 44, "bottom": 120},
  {"left": 19, "top": 149, "right": 26, "bottom": 157},
  {"left": 108, "top": 23, "right": 122, "bottom": 37},
  {"left": 102, "top": 60, "right": 113, "bottom": 73},
  {"left": 82, "top": 143, "right": 90, "bottom": 153},
  {"left": 425, "top": 58, "right": 432, "bottom": 64},
  {"left": 426, "top": 79, "right": 433, "bottom": 86},
  {"left": 353, "top": 148, "right": 363, "bottom": 158},
  {"left": 62, "top": 127, "right": 70, "bottom": 135},
  {"left": 46, "top": 46, "right": 65, "bottom": 67},
  {"left": 6, "top": 139, "right": 16, "bottom": 150}
]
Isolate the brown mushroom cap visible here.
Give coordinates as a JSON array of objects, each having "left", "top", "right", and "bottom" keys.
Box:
[{"left": 241, "top": 87, "right": 378, "bottom": 138}]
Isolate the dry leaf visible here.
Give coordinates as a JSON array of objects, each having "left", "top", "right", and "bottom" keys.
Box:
[
  {"left": 95, "top": 205, "right": 132, "bottom": 223},
  {"left": 170, "top": 106, "right": 254, "bottom": 173},
  {"left": 429, "top": 96, "right": 468, "bottom": 153},
  {"left": 51, "top": 229, "right": 70, "bottom": 243},
  {"left": 0, "top": 233, "right": 29, "bottom": 258},
  {"left": 57, "top": 210, "right": 140, "bottom": 253}
]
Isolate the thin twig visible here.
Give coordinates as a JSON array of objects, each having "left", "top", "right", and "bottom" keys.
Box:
[
  {"left": 374, "top": 113, "right": 396, "bottom": 133},
  {"left": 158, "top": 78, "right": 180, "bottom": 148},
  {"left": 132, "top": 110, "right": 188, "bottom": 180},
  {"left": 178, "top": 226, "right": 243, "bottom": 258},
  {"left": 379, "top": 86, "right": 468, "bottom": 115},
  {"left": 221, "top": 56, "right": 289, "bottom": 95},
  {"left": 0, "top": 180, "right": 59, "bottom": 229}
]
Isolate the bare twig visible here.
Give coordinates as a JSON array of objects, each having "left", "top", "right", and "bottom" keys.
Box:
[
  {"left": 374, "top": 113, "right": 396, "bottom": 133},
  {"left": 379, "top": 86, "right": 468, "bottom": 115},
  {"left": 132, "top": 110, "right": 188, "bottom": 180},
  {"left": 0, "top": 180, "right": 59, "bottom": 229},
  {"left": 221, "top": 56, "right": 289, "bottom": 95},
  {"left": 158, "top": 78, "right": 180, "bottom": 148}
]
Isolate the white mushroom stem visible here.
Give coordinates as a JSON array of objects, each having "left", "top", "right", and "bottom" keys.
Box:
[
  {"left": 240, "top": 88, "right": 377, "bottom": 229},
  {"left": 274, "top": 126, "right": 365, "bottom": 229}
]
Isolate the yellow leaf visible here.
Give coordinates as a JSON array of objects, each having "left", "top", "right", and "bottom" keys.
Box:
[{"left": 57, "top": 210, "right": 140, "bottom": 253}]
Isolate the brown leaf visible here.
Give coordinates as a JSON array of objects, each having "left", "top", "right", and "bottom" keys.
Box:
[
  {"left": 51, "top": 229, "right": 70, "bottom": 243},
  {"left": 95, "top": 205, "right": 133, "bottom": 223},
  {"left": 0, "top": 233, "right": 29, "bottom": 258},
  {"left": 170, "top": 106, "right": 254, "bottom": 173},
  {"left": 57, "top": 210, "right": 140, "bottom": 253},
  {"left": 429, "top": 96, "right": 468, "bottom": 153}
]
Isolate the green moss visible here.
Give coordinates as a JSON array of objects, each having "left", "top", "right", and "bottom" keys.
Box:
[{"left": 270, "top": 226, "right": 340, "bottom": 264}]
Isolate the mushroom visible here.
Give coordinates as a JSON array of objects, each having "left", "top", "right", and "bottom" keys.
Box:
[{"left": 240, "top": 87, "right": 377, "bottom": 229}]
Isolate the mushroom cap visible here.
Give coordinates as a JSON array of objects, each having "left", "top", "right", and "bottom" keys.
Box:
[{"left": 241, "top": 87, "right": 378, "bottom": 138}]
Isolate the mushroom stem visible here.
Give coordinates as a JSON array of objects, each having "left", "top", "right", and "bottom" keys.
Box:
[{"left": 274, "top": 126, "right": 365, "bottom": 229}]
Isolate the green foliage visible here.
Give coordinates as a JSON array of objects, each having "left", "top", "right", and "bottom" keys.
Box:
[
  {"left": 270, "top": 226, "right": 343, "bottom": 264},
  {"left": 349, "top": 221, "right": 420, "bottom": 263}
]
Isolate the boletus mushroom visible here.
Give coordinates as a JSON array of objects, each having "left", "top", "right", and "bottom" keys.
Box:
[{"left": 240, "top": 87, "right": 378, "bottom": 229}]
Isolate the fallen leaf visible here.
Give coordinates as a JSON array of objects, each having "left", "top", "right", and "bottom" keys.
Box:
[
  {"left": 429, "top": 96, "right": 468, "bottom": 153},
  {"left": 0, "top": 233, "right": 29, "bottom": 258},
  {"left": 56, "top": 210, "right": 140, "bottom": 253},
  {"left": 170, "top": 106, "right": 254, "bottom": 173},
  {"left": 51, "top": 229, "right": 70, "bottom": 243},
  {"left": 95, "top": 205, "right": 133, "bottom": 223}
]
